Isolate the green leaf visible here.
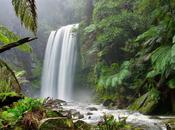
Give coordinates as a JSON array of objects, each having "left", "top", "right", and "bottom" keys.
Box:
[
  {"left": 12, "top": 0, "right": 37, "bottom": 34},
  {"left": 168, "top": 79, "right": 175, "bottom": 89},
  {"left": 146, "top": 70, "right": 160, "bottom": 78},
  {"left": 0, "top": 25, "right": 32, "bottom": 52},
  {"left": 151, "top": 46, "right": 171, "bottom": 73},
  {"left": 0, "top": 33, "right": 9, "bottom": 43},
  {"left": 135, "top": 26, "right": 159, "bottom": 42},
  {"left": 173, "top": 35, "right": 175, "bottom": 43},
  {"left": 84, "top": 24, "right": 96, "bottom": 33}
]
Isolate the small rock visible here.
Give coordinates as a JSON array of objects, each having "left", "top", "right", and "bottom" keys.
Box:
[
  {"left": 103, "top": 99, "right": 114, "bottom": 107},
  {"left": 87, "top": 107, "right": 98, "bottom": 111},
  {"left": 69, "top": 109, "right": 78, "bottom": 115},
  {"left": 74, "top": 120, "right": 92, "bottom": 130},
  {"left": 59, "top": 110, "right": 72, "bottom": 118},
  {"left": 87, "top": 112, "right": 93, "bottom": 115}
]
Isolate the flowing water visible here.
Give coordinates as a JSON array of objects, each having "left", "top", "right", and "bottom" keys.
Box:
[
  {"left": 41, "top": 24, "right": 175, "bottom": 130},
  {"left": 62, "top": 102, "right": 175, "bottom": 130},
  {"left": 41, "top": 24, "right": 78, "bottom": 101}
]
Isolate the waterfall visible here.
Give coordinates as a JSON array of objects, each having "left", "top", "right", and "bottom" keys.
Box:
[{"left": 41, "top": 24, "right": 78, "bottom": 101}]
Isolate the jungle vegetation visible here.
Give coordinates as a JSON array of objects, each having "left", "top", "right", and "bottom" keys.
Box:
[
  {"left": 79, "top": 0, "right": 175, "bottom": 113},
  {"left": 0, "top": 0, "right": 175, "bottom": 129}
]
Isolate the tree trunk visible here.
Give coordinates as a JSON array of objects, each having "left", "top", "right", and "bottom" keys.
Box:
[{"left": 85, "top": 0, "right": 93, "bottom": 25}]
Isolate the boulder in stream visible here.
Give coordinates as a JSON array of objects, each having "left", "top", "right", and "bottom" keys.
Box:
[
  {"left": 129, "top": 89, "right": 160, "bottom": 114},
  {"left": 39, "top": 117, "right": 74, "bottom": 130},
  {"left": 103, "top": 99, "right": 114, "bottom": 107},
  {"left": 74, "top": 120, "right": 92, "bottom": 130},
  {"left": 87, "top": 107, "right": 98, "bottom": 111}
]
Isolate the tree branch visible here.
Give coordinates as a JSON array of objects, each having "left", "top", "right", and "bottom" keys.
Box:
[{"left": 0, "top": 37, "right": 37, "bottom": 53}]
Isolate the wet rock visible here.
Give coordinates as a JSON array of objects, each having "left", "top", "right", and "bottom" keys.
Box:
[
  {"left": 103, "top": 99, "right": 114, "bottom": 107},
  {"left": 69, "top": 109, "right": 84, "bottom": 119},
  {"left": 166, "top": 123, "right": 175, "bottom": 130},
  {"left": 46, "top": 109, "right": 65, "bottom": 118},
  {"left": 165, "top": 119, "right": 175, "bottom": 130},
  {"left": 55, "top": 99, "right": 67, "bottom": 106},
  {"left": 88, "top": 116, "right": 91, "bottom": 119},
  {"left": 43, "top": 98, "right": 66, "bottom": 109},
  {"left": 87, "top": 107, "right": 98, "bottom": 111},
  {"left": 39, "top": 117, "right": 74, "bottom": 130},
  {"left": 72, "top": 112, "right": 84, "bottom": 119},
  {"left": 59, "top": 110, "right": 72, "bottom": 118},
  {"left": 74, "top": 120, "right": 92, "bottom": 130},
  {"left": 69, "top": 109, "right": 78, "bottom": 115},
  {"left": 129, "top": 89, "right": 160, "bottom": 114},
  {"left": 87, "top": 112, "right": 93, "bottom": 115}
]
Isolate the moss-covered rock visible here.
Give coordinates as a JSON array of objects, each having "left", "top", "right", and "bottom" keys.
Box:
[
  {"left": 129, "top": 89, "right": 160, "bottom": 114},
  {"left": 74, "top": 120, "right": 93, "bottom": 130},
  {"left": 39, "top": 117, "right": 74, "bottom": 130}
]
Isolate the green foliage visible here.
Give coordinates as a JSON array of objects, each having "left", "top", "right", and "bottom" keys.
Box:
[
  {"left": 31, "top": 59, "right": 42, "bottom": 90},
  {"left": 81, "top": 0, "right": 175, "bottom": 109},
  {"left": 135, "top": 26, "right": 160, "bottom": 42},
  {"left": 84, "top": 24, "right": 96, "bottom": 34},
  {"left": 12, "top": 0, "right": 37, "bottom": 34},
  {"left": 0, "top": 97, "right": 43, "bottom": 128},
  {"left": 0, "top": 60, "right": 20, "bottom": 93},
  {"left": 173, "top": 35, "right": 175, "bottom": 43},
  {"left": 97, "top": 115, "right": 135, "bottom": 130},
  {"left": 96, "top": 61, "right": 130, "bottom": 91},
  {"left": 0, "top": 25, "right": 32, "bottom": 52},
  {"left": 15, "top": 70, "right": 29, "bottom": 85},
  {"left": 168, "top": 78, "right": 175, "bottom": 89},
  {"left": 0, "top": 92, "right": 18, "bottom": 102},
  {"left": 151, "top": 46, "right": 172, "bottom": 73}
]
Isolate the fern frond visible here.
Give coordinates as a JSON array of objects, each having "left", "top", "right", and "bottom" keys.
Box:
[
  {"left": 12, "top": 0, "right": 37, "bottom": 34},
  {"left": 151, "top": 46, "right": 171, "bottom": 73},
  {"left": 0, "top": 25, "right": 32, "bottom": 52}
]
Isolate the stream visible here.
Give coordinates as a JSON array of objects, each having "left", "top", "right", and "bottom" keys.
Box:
[{"left": 61, "top": 102, "right": 175, "bottom": 130}]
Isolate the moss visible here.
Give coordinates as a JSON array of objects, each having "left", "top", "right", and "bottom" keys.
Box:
[
  {"left": 129, "top": 89, "right": 160, "bottom": 114},
  {"left": 46, "top": 109, "right": 63, "bottom": 118},
  {"left": 74, "top": 120, "right": 92, "bottom": 130},
  {"left": 39, "top": 117, "right": 74, "bottom": 130}
]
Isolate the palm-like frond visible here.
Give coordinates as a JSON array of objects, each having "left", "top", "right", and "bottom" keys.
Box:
[
  {"left": 0, "top": 25, "right": 32, "bottom": 52},
  {"left": 12, "top": 0, "right": 37, "bottom": 34}
]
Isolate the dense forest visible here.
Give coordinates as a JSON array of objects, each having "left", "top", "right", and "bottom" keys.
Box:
[{"left": 0, "top": 0, "right": 175, "bottom": 130}]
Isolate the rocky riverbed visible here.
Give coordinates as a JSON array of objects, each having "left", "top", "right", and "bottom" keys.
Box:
[{"left": 58, "top": 101, "right": 175, "bottom": 130}]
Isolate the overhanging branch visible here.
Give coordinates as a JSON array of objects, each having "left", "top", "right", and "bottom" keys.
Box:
[{"left": 0, "top": 37, "right": 37, "bottom": 53}]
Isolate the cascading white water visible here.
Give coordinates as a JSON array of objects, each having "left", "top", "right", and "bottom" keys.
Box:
[{"left": 41, "top": 24, "right": 78, "bottom": 101}]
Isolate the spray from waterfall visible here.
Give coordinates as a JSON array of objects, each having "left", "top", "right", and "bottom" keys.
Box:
[{"left": 41, "top": 24, "right": 78, "bottom": 101}]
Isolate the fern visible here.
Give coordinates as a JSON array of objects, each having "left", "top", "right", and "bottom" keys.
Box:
[
  {"left": 96, "top": 61, "right": 130, "bottom": 91},
  {"left": 151, "top": 46, "right": 171, "bottom": 73},
  {"left": 12, "top": 0, "right": 37, "bottom": 34},
  {"left": 0, "top": 25, "right": 32, "bottom": 52},
  {"left": 135, "top": 26, "right": 159, "bottom": 42}
]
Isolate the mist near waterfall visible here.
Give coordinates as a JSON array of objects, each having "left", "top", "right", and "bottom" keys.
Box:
[{"left": 0, "top": 0, "right": 93, "bottom": 101}]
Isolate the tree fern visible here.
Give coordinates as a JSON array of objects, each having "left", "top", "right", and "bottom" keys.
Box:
[
  {"left": 96, "top": 61, "right": 130, "bottom": 91},
  {"left": 151, "top": 46, "right": 171, "bottom": 73},
  {"left": 12, "top": 0, "right": 37, "bottom": 34}
]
